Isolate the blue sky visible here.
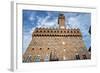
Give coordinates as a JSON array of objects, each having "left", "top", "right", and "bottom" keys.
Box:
[{"left": 22, "top": 10, "right": 91, "bottom": 54}]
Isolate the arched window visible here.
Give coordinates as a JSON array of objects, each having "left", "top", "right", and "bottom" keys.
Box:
[
  {"left": 48, "top": 48, "right": 49, "bottom": 50},
  {"left": 26, "top": 55, "right": 32, "bottom": 62},
  {"left": 32, "top": 48, "right": 34, "bottom": 50},
  {"left": 34, "top": 55, "right": 41, "bottom": 62},
  {"left": 40, "top": 48, "right": 42, "bottom": 50}
]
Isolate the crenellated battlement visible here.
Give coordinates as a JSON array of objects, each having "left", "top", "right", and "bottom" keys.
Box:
[
  {"left": 32, "top": 14, "right": 82, "bottom": 37},
  {"left": 32, "top": 28, "right": 82, "bottom": 37}
]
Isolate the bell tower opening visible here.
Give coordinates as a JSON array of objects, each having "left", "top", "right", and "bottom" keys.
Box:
[{"left": 58, "top": 14, "right": 66, "bottom": 29}]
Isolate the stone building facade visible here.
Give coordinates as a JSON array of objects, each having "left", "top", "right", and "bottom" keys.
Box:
[{"left": 23, "top": 14, "right": 90, "bottom": 62}]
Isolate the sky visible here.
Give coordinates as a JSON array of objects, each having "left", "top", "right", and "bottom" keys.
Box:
[{"left": 22, "top": 10, "right": 91, "bottom": 54}]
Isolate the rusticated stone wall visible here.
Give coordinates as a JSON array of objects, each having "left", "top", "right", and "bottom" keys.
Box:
[{"left": 23, "top": 28, "right": 90, "bottom": 62}]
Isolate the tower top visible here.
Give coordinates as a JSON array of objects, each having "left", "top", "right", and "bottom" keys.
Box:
[
  {"left": 59, "top": 14, "right": 65, "bottom": 18},
  {"left": 58, "top": 14, "right": 66, "bottom": 29}
]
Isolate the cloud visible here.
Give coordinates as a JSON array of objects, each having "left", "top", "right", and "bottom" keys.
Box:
[
  {"left": 67, "top": 17, "right": 80, "bottom": 28},
  {"left": 29, "top": 15, "right": 35, "bottom": 21},
  {"left": 32, "top": 14, "right": 58, "bottom": 29},
  {"left": 28, "top": 12, "right": 36, "bottom": 21}
]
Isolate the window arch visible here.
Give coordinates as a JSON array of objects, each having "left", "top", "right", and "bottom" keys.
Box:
[{"left": 32, "top": 48, "right": 34, "bottom": 50}]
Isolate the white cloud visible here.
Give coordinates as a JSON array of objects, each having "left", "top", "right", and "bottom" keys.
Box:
[
  {"left": 33, "top": 15, "right": 58, "bottom": 29},
  {"left": 29, "top": 15, "right": 35, "bottom": 21},
  {"left": 67, "top": 17, "right": 80, "bottom": 29},
  {"left": 28, "top": 12, "right": 36, "bottom": 21}
]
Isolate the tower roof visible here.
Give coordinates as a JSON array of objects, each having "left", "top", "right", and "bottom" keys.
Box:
[{"left": 59, "top": 14, "right": 64, "bottom": 16}]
